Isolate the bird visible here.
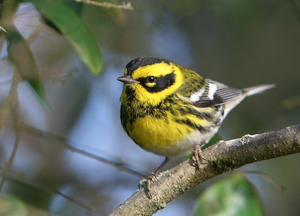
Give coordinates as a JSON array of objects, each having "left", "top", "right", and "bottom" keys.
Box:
[{"left": 117, "top": 56, "right": 274, "bottom": 197}]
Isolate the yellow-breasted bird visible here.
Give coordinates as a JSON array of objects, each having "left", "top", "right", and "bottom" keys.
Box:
[{"left": 117, "top": 57, "right": 274, "bottom": 196}]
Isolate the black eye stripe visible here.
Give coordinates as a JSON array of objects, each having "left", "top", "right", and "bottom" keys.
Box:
[{"left": 137, "top": 72, "right": 176, "bottom": 93}]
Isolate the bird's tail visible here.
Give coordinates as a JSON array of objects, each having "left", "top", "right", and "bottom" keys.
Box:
[{"left": 243, "top": 84, "right": 276, "bottom": 97}]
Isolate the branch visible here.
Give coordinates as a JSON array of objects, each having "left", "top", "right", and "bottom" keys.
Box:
[
  {"left": 18, "top": 124, "right": 147, "bottom": 178},
  {"left": 0, "top": 26, "right": 6, "bottom": 32},
  {"left": 75, "top": 0, "right": 134, "bottom": 10},
  {"left": 109, "top": 124, "right": 300, "bottom": 216}
]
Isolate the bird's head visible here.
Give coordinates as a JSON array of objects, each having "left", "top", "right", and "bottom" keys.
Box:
[{"left": 118, "top": 57, "right": 184, "bottom": 105}]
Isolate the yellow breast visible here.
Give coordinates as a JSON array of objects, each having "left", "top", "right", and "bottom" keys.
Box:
[
  {"left": 128, "top": 115, "right": 190, "bottom": 153},
  {"left": 126, "top": 107, "right": 212, "bottom": 156}
]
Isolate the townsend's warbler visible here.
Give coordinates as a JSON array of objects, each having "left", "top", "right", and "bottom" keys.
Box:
[{"left": 117, "top": 57, "right": 274, "bottom": 195}]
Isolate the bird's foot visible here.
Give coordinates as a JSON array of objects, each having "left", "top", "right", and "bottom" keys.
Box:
[
  {"left": 139, "top": 172, "right": 156, "bottom": 199},
  {"left": 192, "top": 144, "right": 209, "bottom": 173}
]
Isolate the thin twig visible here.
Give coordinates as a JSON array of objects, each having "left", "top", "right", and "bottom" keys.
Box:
[
  {"left": 0, "top": 26, "right": 7, "bottom": 32},
  {"left": 2, "top": 171, "right": 93, "bottom": 213},
  {"left": 0, "top": 124, "right": 21, "bottom": 191},
  {"left": 18, "top": 124, "right": 147, "bottom": 178},
  {"left": 0, "top": 70, "right": 20, "bottom": 137},
  {"left": 75, "top": 0, "right": 134, "bottom": 10},
  {"left": 0, "top": 71, "right": 21, "bottom": 191}
]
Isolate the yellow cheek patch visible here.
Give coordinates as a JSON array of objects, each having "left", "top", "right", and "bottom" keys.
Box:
[
  {"left": 131, "top": 64, "right": 183, "bottom": 105},
  {"left": 145, "top": 83, "right": 156, "bottom": 87}
]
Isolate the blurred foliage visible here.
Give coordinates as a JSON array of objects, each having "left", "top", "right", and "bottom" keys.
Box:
[
  {"left": 0, "top": 195, "right": 58, "bottom": 216},
  {"left": 160, "top": 0, "right": 204, "bottom": 16},
  {"left": 281, "top": 94, "right": 300, "bottom": 112},
  {"left": 193, "top": 173, "right": 264, "bottom": 216}
]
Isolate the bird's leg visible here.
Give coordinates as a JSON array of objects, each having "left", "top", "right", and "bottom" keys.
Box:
[
  {"left": 192, "top": 144, "right": 209, "bottom": 172},
  {"left": 139, "top": 157, "right": 170, "bottom": 199},
  {"left": 152, "top": 157, "right": 170, "bottom": 177}
]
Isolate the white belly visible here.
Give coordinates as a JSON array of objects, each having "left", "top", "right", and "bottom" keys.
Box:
[{"left": 152, "top": 126, "right": 220, "bottom": 158}]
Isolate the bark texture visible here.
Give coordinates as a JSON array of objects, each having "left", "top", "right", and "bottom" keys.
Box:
[{"left": 109, "top": 124, "right": 300, "bottom": 216}]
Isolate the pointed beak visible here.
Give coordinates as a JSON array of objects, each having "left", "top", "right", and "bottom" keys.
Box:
[{"left": 117, "top": 75, "right": 140, "bottom": 84}]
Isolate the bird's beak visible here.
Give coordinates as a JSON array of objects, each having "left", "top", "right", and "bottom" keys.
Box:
[{"left": 117, "top": 75, "right": 140, "bottom": 84}]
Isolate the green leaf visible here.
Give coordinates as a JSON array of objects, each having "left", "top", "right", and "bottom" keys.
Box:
[
  {"left": 0, "top": 196, "right": 27, "bottom": 216},
  {"left": 193, "top": 173, "right": 264, "bottom": 216},
  {"left": 28, "top": 0, "right": 102, "bottom": 75},
  {"left": 0, "top": 195, "right": 58, "bottom": 216},
  {"left": 6, "top": 25, "right": 49, "bottom": 110}
]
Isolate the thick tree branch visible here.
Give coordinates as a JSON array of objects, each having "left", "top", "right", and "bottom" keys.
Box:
[{"left": 109, "top": 124, "right": 300, "bottom": 216}]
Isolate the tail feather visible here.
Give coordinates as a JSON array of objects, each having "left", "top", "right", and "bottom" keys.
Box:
[{"left": 243, "top": 84, "right": 276, "bottom": 97}]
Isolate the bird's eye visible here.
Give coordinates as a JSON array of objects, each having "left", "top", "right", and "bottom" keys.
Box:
[{"left": 147, "top": 76, "right": 155, "bottom": 83}]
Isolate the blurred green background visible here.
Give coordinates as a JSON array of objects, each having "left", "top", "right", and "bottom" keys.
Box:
[{"left": 1, "top": 0, "right": 300, "bottom": 215}]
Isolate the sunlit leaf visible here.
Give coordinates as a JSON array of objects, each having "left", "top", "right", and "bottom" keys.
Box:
[
  {"left": 41, "top": 0, "right": 85, "bottom": 33},
  {"left": 28, "top": 0, "right": 103, "bottom": 75},
  {"left": 193, "top": 173, "right": 264, "bottom": 216}
]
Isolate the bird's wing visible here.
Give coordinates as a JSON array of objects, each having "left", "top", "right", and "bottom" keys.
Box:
[{"left": 190, "top": 79, "right": 243, "bottom": 108}]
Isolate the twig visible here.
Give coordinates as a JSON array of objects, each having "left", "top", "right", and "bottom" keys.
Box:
[
  {"left": 18, "top": 124, "right": 147, "bottom": 178},
  {"left": 0, "top": 26, "right": 6, "bottom": 32},
  {"left": 109, "top": 125, "right": 300, "bottom": 216},
  {"left": 0, "top": 71, "right": 20, "bottom": 137},
  {"left": 0, "top": 82, "right": 22, "bottom": 191},
  {"left": 0, "top": 133, "right": 20, "bottom": 190},
  {"left": 0, "top": 117, "right": 21, "bottom": 191},
  {"left": 2, "top": 171, "right": 93, "bottom": 213},
  {"left": 75, "top": 0, "right": 134, "bottom": 10}
]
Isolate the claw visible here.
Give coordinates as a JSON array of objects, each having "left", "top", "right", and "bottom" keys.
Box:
[
  {"left": 139, "top": 178, "right": 147, "bottom": 189},
  {"left": 146, "top": 177, "right": 152, "bottom": 199},
  {"left": 138, "top": 175, "right": 154, "bottom": 198},
  {"left": 192, "top": 144, "right": 209, "bottom": 172},
  {"left": 138, "top": 157, "right": 170, "bottom": 199}
]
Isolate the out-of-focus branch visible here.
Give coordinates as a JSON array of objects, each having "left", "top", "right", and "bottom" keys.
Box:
[
  {"left": 75, "top": 0, "right": 134, "bottom": 10},
  {"left": 0, "top": 71, "right": 20, "bottom": 136},
  {"left": 109, "top": 124, "right": 300, "bottom": 216},
  {"left": 0, "top": 71, "right": 21, "bottom": 191},
  {"left": 18, "top": 124, "right": 147, "bottom": 178},
  {"left": 0, "top": 26, "right": 6, "bottom": 32}
]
